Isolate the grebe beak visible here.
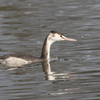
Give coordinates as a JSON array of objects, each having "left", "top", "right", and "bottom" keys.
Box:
[{"left": 62, "top": 36, "right": 77, "bottom": 41}]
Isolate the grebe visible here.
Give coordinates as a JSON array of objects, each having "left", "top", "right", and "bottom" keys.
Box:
[{"left": 0, "top": 31, "right": 77, "bottom": 67}]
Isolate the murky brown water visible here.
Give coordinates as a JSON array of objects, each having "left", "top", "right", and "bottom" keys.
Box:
[{"left": 0, "top": 0, "right": 100, "bottom": 100}]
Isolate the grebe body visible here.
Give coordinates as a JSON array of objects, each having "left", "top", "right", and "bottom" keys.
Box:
[
  {"left": 0, "top": 31, "right": 77, "bottom": 67},
  {"left": 0, "top": 54, "right": 41, "bottom": 67}
]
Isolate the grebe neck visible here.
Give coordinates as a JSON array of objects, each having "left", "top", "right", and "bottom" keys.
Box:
[{"left": 40, "top": 35, "right": 52, "bottom": 60}]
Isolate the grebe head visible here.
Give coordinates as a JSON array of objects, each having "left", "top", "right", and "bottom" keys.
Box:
[{"left": 48, "top": 31, "right": 77, "bottom": 43}]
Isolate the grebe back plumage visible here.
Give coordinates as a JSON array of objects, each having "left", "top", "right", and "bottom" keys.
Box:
[{"left": 0, "top": 31, "right": 77, "bottom": 67}]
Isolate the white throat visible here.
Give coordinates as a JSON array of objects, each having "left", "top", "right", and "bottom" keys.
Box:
[
  {"left": 46, "top": 40, "right": 52, "bottom": 60},
  {"left": 40, "top": 35, "right": 54, "bottom": 60}
]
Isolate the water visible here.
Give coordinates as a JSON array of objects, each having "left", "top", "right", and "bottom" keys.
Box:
[{"left": 0, "top": 0, "right": 100, "bottom": 100}]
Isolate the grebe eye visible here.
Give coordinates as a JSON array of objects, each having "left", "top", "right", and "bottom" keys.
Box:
[{"left": 60, "top": 34, "right": 62, "bottom": 37}]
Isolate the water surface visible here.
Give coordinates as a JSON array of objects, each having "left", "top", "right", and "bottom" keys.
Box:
[{"left": 0, "top": 0, "right": 100, "bottom": 100}]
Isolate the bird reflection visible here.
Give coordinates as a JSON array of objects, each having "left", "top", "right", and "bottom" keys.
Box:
[
  {"left": 42, "top": 60, "right": 77, "bottom": 81},
  {"left": 2, "top": 60, "right": 79, "bottom": 96},
  {"left": 42, "top": 61, "right": 79, "bottom": 95},
  {"left": 3, "top": 59, "right": 77, "bottom": 81}
]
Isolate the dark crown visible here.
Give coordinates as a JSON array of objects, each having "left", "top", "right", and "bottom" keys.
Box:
[
  {"left": 50, "top": 30, "right": 57, "bottom": 33},
  {"left": 50, "top": 30, "right": 63, "bottom": 35}
]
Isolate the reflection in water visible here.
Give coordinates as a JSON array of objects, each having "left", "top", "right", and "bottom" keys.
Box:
[
  {"left": 42, "top": 60, "right": 77, "bottom": 81},
  {"left": 42, "top": 61, "right": 79, "bottom": 95},
  {"left": 2, "top": 60, "right": 77, "bottom": 81},
  {"left": 1, "top": 60, "right": 79, "bottom": 96},
  {"left": 50, "top": 88, "right": 79, "bottom": 96}
]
